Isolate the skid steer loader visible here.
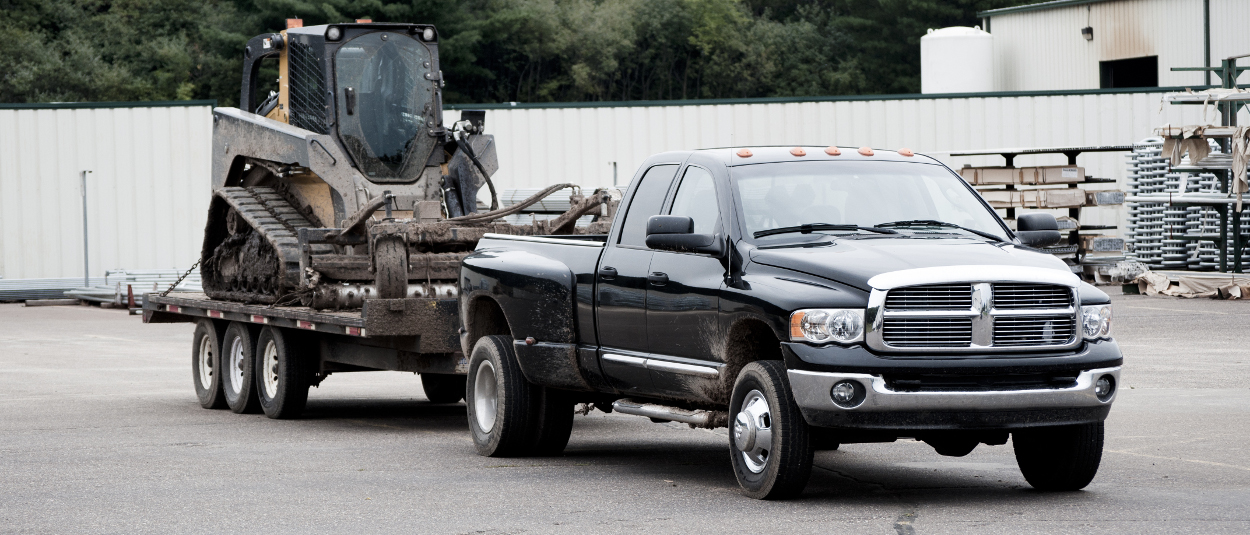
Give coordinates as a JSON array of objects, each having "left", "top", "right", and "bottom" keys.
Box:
[{"left": 202, "top": 21, "right": 615, "bottom": 308}]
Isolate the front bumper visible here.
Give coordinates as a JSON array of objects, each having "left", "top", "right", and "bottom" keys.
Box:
[{"left": 788, "top": 366, "right": 1120, "bottom": 430}]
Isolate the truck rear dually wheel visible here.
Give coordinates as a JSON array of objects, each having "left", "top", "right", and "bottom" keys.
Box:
[
  {"left": 421, "top": 373, "right": 466, "bottom": 403},
  {"left": 729, "top": 361, "right": 814, "bottom": 499},
  {"left": 254, "top": 326, "right": 310, "bottom": 419},
  {"left": 222, "top": 322, "right": 261, "bottom": 414},
  {"left": 1013, "top": 422, "right": 1104, "bottom": 491},
  {"left": 192, "top": 319, "right": 227, "bottom": 409},
  {"left": 466, "top": 335, "right": 574, "bottom": 457}
]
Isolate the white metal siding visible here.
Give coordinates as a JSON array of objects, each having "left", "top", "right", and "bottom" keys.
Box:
[
  {"left": 0, "top": 105, "right": 212, "bottom": 280},
  {"left": 989, "top": 0, "right": 1248, "bottom": 91},
  {"left": 452, "top": 92, "right": 1247, "bottom": 232}
]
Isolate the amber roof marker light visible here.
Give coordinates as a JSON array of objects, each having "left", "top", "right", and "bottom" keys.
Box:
[
  {"left": 736, "top": 148, "right": 754, "bottom": 158},
  {"left": 859, "top": 147, "right": 875, "bottom": 156},
  {"left": 790, "top": 147, "right": 807, "bottom": 157},
  {"left": 898, "top": 148, "right": 915, "bottom": 157},
  {"left": 825, "top": 146, "right": 842, "bottom": 156}
]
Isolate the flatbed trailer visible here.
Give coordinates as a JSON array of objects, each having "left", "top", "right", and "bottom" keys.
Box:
[{"left": 143, "top": 292, "right": 469, "bottom": 417}]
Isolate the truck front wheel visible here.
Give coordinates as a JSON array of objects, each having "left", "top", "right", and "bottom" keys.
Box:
[
  {"left": 728, "top": 361, "right": 814, "bottom": 499},
  {"left": 221, "top": 322, "right": 261, "bottom": 414},
  {"left": 254, "top": 326, "right": 310, "bottom": 419},
  {"left": 1013, "top": 422, "right": 1104, "bottom": 491}
]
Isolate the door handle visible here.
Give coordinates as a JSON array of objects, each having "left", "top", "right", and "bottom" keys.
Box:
[
  {"left": 598, "top": 266, "right": 618, "bottom": 279},
  {"left": 345, "top": 87, "right": 356, "bottom": 115},
  {"left": 647, "top": 272, "right": 669, "bottom": 285}
]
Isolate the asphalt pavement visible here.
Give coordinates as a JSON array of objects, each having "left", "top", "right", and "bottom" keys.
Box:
[{"left": 1, "top": 289, "right": 1248, "bottom": 534}]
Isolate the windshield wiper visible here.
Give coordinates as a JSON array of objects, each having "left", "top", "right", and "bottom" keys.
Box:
[
  {"left": 873, "top": 220, "right": 1004, "bottom": 242},
  {"left": 754, "top": 223, "right": 898, "bottom": 239}
]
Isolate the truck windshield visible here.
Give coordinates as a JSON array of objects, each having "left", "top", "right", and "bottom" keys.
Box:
[
  {"left": 335, "top": 31, "right": 435, "bottom": 183},
  {"left": 730, "top": 161, "right": 1008, "bottom": 242}
]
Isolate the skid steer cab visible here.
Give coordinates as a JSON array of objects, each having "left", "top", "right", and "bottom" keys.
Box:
[{"left": 241, "top": 22, "right": 446, "bottom": 184}]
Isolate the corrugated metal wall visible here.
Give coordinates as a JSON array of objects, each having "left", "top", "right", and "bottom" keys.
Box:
[
  {"left": 989, "top": 0, "right": 1248, "bottom": 91},
  {"left": 0, "top": 103, "right": 212, "bottom": 280},
  {"left": 3, "top": 92, "right": 1237, "bottom": 279}
]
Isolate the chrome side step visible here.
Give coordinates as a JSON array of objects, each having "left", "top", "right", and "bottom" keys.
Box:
[{"left": 611, "top": 398, "right": 728, "bottom": 429}]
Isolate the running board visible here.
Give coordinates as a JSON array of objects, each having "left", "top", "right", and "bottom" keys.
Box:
[{"left": 611, "top": 399, "right": 728, "bottom": 429}]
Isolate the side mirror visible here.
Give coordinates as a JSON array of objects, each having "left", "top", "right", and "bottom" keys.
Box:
[
  {"left": 1016, "top": 213, "right": 1062, "bottom": 248},
  {"left": 645, "top": 215, "right": 723, "bottom": 255}
]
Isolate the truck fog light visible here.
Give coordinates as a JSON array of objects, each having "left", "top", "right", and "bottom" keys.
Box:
[
  {"left": 1094, "top": 375, "right": 1115, "bottom": 401},
  {"left": 830, "top": 381, "right": 864, "bottom": 408}
]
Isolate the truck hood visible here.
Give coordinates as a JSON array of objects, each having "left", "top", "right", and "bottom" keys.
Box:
[{"left": 748, "top": 237, "right": 1071, "bottom": 291}]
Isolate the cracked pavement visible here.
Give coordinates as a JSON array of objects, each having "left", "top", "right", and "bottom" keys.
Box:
[{"left": 1, "top": 288, "right": 1248, "bottom": 533}]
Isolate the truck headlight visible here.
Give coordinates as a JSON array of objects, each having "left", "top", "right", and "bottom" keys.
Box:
[
  {"left": 1080, "top": 305, "right": 1112, "bottom": 340},
  {"left": 790, "top": 309, "right": 864, "bottom": 344}
]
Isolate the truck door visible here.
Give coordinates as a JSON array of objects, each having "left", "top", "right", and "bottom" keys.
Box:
[
  {"left": 645, "top": 165, "right": 726, "bottom": 394},
  {"left": 596, "top": 163, "right": 679, "bottom": 394}
]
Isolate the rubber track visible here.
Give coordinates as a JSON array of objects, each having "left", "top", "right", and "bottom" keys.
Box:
[{"left": 213, "top": 186, "right": 314, "bottom": 301}]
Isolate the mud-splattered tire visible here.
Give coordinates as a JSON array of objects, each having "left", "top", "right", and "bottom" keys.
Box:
[
  {"left": 467, "top": 335, "right": 537, "bottom": 457},
  {"left": 421, "top": 373, "right": 466, "bottom": 403},
  {"left": 254, "top": 326, "right": 310, "bottom": 419},
  {"left": 221, "top": 322, "right": 261, "bottom": 414},
  {"left": 192, "top": 319, "right": 227, "bottom": 409},
  {"left": 729, "top": 361, "right": 814, "bottom": 499},
  {"left": 1014, "top": 422, "right": 1104, "bottom": 491},
  {"left": 374, "top": 237, "right": 408, "bottom": 299}
]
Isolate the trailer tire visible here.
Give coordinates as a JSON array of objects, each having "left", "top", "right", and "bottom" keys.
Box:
[
  {"left": 728, "top": 361, "right": 814, "bottom": 500},
  {"left": 191, "top": 319, "right": 227, "bottom": 410},
  {"left": 528, "top": 387, "right": 574, "bottom": 456},
  {"left": 421, "top": 373, "right": 466, "bottom": 403},
  {"left": 221, "top": 322, "right": 261, "bottom": 414},
  {"left": 254, "top": 326, "right": 310, "bottom": 419},
  {"left": 466, "top": 335, "right": 537, "bottom": 457},
  {"left": 1013, "top": 422, "right": 1104, "bottom": 491}
]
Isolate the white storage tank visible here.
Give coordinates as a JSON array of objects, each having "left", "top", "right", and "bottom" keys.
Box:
[{"left": 921, "top": 26, "right": 994, "bottom": 94}]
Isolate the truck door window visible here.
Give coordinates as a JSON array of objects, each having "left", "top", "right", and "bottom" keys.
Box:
[
  {"left": 618, "top": 164, "right": 679, "bottom": 246},
  {"left": 668, "top": 166, "right": 719, "bottom": 235}
]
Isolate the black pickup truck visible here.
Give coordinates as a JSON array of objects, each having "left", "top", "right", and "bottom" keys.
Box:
[{"left": 457, "top": 146, "right": 1122, "bottom": 499}]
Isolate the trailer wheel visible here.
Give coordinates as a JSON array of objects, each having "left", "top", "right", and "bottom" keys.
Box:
[
  {"left": 728, "top": 361, "right": 814, "bottom": 500},
  {"left": 221, "top": 322, "right": 261, "bottom": 414},
  {"left": 1014, "top": 422, "right": 1104, "bottom": 491},
  {"left": 466, "top": 335, "right": 537, "bottom": 457},
  {"left": 191, "top": 319, "right": 227, "bottom": 409},
  {"left": 421, "top": 373, "right": 466, "bottom": 403},
  {"left": 254, "top": 326, "right": 310, "bottom": 419},
  {"left": 374, "top": 236, "right": 408, "bottom": 300}
]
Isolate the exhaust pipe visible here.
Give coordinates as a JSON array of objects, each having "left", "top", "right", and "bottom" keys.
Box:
[{"left": 611, "top": 398, "right": 728, "bottom": 429}]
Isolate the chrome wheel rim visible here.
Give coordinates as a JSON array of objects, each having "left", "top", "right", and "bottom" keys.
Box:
[
  {"left": 473, "top": 360, "right": 498, "bottom": 432},
  {"left": 734, "top": 390, "right": 773, "bottom": 474},
  {"left": 228, "top": 336, "right": 245, "bottom": 395},
  {"left": 197, "top": 334, "right": 214, "bottom": 390},
  {"left": 262, "top": 340, "right": 279, "bottom": 399}
]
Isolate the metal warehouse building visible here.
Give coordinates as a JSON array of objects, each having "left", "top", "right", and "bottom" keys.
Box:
[{"left": 982, "top": 0, "right": 1250, "bottom": 91}]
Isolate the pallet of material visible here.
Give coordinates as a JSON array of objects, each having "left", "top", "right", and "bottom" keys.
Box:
[
  {"left": 1080, "top": 235, "right": 1125, "bottom": 252},
  {"left": 1085, "top": 190, "right": 1125, "bottom": 205},
  {"left": 979, "top": 189, "right": 1086, "bottom": 208},
  {"left": 959, "top": 166, "right": 1085, "bottom": 185}
]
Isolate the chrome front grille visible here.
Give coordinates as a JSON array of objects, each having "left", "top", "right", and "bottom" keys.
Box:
[
  {"left": 882, "top": 317, "right": 973, "bottom": 347},
  {"left": 993, "top": 315, "right": 1076, "bottom": 346},
  {"left": 868, "top": 280, "right": 1078, "bottom": 353},
  {"left": 884, "top": 284, "right": 972, "bottom": 310},
  {"left": 993, "top": 284, "right": 1073, "bottom": 309}
]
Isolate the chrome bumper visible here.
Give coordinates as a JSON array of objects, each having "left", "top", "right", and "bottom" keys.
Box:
[{"left": 787, "top": 366, "right": 1121, "bottom": 413}]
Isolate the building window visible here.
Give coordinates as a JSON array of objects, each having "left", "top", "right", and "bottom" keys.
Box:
[{"left": 1100, "top": 56, "right": 1158, "bottom": 89}]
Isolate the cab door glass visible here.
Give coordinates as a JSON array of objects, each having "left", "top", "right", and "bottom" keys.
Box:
[
  {"left": 668, "top": 166, "right": 720, "bottom": 234},
  {"left": 335, "top": 31, "right": 435, "bottom": 183},
  {"left": 618, "top": 165, "right": 680, "bottom": 246}
]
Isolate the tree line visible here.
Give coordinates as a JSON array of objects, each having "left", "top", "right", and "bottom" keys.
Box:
[{"left": 0, "top": 0, "right": 1031, "bottom": 105}]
